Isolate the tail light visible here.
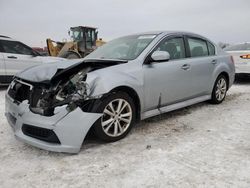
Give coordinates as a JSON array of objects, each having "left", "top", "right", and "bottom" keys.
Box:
[
  {"left": 230, "top": 56, "right": 235, "bottom": 64},
  {"left": 240, "top": 54, "right": 250, "bottom": 59}
]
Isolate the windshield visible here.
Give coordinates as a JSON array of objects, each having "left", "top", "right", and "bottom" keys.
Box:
[
  {"left": 225, "top": 43, "right": 250, "bottom": 51},
  {"left": 86, "top": 34, "right": 157, "bottom": 60},
  {"left": 70, "top": 29, "right": 83, "bottom": 41}
]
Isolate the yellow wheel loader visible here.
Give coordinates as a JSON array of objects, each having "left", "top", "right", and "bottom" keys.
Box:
[{"left": 46, "top": 26, "right": 105, "bottom": 59}]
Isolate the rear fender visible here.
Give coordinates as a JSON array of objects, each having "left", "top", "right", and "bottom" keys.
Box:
[{"left": 211, "top": 57, "right": 234, "bottom": 91}]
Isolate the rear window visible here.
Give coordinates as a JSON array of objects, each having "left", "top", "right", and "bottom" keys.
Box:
[
  {"left": 224, "top": 43, "right": 250, "bottom": 51},
  {"left": 187, "top": 38, "right": 209, "bottom": 57}
]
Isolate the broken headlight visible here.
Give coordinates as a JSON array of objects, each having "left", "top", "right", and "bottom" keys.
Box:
[
  {"left": 54, "top": 71, "right": 90, "bottom": 109},
  {"left": 31, "top": 70, "right": 90, "bottom": 116}
]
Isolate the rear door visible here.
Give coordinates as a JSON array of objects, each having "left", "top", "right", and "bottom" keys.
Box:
[
  {"left": 0, "top": 40, "right": 42, "bottom": 82},
  {"left": 184, "top": 36, "right": 217, "bottom": 96}
]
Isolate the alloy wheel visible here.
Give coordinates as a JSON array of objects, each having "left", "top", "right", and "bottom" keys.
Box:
[
  {"left": 215, "top": 78, "right": 227, "bottom": 101},
  {"left": 101, "top": 99, "right": 132, "bottom": 137}
]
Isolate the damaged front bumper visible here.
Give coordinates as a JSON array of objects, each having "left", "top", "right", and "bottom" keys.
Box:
[{"left": 5, "top": 94, "right": 102, "bottom": 153}]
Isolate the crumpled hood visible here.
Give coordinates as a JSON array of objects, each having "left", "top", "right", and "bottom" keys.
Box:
[{"left": 16, "top": 59, "right": 84, "bottom": 82}]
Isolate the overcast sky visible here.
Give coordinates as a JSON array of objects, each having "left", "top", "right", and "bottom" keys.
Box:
[{"left": 0, "top": 0, "right": 249, "bottom": 47}]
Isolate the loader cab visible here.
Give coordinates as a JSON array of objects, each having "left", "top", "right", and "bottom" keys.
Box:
[{"left": 69, "top": 26, "right": 98, "bottom": 53}]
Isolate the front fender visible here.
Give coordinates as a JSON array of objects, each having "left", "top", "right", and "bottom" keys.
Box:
[{"left": 86, "top": 70, "right": 143, "bottom": 103}]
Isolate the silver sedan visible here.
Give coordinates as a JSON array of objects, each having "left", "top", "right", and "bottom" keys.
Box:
[{"left": 5, "top": 31, "right": 235, "bottom": 153}]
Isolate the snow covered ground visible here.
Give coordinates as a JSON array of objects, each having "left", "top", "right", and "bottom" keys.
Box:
[{"left": 0, "top": 78, "right": 250, "bottom": 188}]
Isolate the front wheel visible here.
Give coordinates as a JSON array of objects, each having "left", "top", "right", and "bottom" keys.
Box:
[
  {"left": 93, "top": 92, "right": 136, "bottom": 142},
  {"left": 209, "top": 75, "right": 228, "bottom": 104}
]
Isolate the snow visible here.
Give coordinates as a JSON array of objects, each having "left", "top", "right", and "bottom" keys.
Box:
[{"left": 0, "top": 79, "right": 250, "bottom": 187}]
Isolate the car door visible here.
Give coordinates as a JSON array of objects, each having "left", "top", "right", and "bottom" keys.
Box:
[
  {"left": 0, "top": 40, "right": 42, "bottom": 82},
  {"left": 185, "top": 36, "right": 217, "bottom": 96},
  {"left": 143, "top": 35, "right": 194, "bottom": 111}
]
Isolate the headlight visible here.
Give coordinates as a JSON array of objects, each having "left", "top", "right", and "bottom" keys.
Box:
[
  {"left": 55, "top": 80, "right": 89, "bottom": 102},
  {"left": 30, "top": 70, "right": 91, "bottom": 116}
]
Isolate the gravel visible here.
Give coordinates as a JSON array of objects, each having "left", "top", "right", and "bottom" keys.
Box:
[{"left": 0, "top": 79, "right": 250, "bottom": 188}]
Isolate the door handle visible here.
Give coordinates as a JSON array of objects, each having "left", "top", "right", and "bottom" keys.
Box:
[
  {"left": 181, "top": 64, "right": 190, "bottom": 70},
  {"left": 211, "top": 59, "right": 217, "bottom": 64},
  {"left": 7, "top": 56, "right": 17, "bottom": 59}
]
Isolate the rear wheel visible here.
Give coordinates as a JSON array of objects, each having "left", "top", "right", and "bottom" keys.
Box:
[
  {"left": 93, "top": 92, "right": 136, "bottom": 142},
  {"left": 209, "top": 75, "right": 228, "bottom": 104}
]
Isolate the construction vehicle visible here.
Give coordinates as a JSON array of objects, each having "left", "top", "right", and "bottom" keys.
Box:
[{"left": 46, "top": 26, "right": 105, "bottom": 59}]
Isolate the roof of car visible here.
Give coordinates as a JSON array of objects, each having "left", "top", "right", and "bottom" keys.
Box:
[
  {"left": 124, "top": 31, "right": 212, "bottom": 44},
  {"left": 0, "top": 36, "right": 16, "bottom": 41},
  {"left": 0, "top": 35, "right": 10, "bottom": 38},
  {"left": 128, "top": 31, "right": 208, "bottom": 38}
]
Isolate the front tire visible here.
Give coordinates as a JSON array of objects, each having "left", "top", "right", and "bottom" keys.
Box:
[
  {"left": 209, "top": 75, "right": 228, "bottom": 104},
  {"left": 93, "top": 92, "right": 136, "bottom": 142}
]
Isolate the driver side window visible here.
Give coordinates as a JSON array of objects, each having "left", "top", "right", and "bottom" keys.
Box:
[
  {"left": 0, "top": 40, "right": 34, "bottom": 55},
  {"left": 155, "top": 37, "right": 186, "bottom": 60}
]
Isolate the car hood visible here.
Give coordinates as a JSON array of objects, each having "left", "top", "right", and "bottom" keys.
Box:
[
  {"left": 15, "top": 59, "right": 84, "bottom": 82},
  {"left": 15, "top": 58, "right": 127, "bottom": 83}
]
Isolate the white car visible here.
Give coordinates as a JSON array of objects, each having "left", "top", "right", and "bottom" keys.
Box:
[
  {"left": 0, "top": 35, "right": 65, "bottom": 85},
  {"left": 225, "top": 43, "right": 250, "bottom": 75}
]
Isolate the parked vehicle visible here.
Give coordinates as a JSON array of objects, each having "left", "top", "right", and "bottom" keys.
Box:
[
  {"left": 5, "top": 31, "right": 235, "bottom": 153},
  {"left": 0, "top": 35, "right": 64, "bottom": 85},
  {"left": 225, "top": 43, "right": 250, "bottom": 75}
]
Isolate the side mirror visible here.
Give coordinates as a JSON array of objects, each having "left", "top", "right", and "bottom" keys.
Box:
[{"left": 151, "top": 51, "right": 170, "bottom": 62}]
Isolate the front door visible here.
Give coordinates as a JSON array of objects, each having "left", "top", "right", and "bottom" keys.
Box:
[{"left": 143, "top": 36, "right": 193, "bottom": 111}]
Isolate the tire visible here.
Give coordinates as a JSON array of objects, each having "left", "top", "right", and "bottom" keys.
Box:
[
  {"left": 209, "top": 74, "right": 228, "bottom": 104},
  {"left": 63, "top": 51, "right": 81, "bottom": 59},
  {"left": 92, "top": 92, "right": 136, "bottom": 142}
]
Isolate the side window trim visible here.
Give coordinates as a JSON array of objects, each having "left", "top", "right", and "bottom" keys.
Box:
[
  {"left": 206, "top": 41, "right": 216, "bottom": 56},
  {"left": 183, "top": 35, "right": 191, "bottom": 58}
]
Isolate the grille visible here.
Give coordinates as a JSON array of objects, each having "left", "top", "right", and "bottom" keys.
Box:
[{"left": 22, "top": 124, "right": 60, "bottom": 144}]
